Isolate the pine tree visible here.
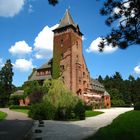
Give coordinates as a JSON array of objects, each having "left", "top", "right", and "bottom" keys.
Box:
[
  {"left": 0, "top": 59, "right": 14, "bottom": 106},
  {"left": 99, "top": 0, "right": 140, "bottom": 50}
]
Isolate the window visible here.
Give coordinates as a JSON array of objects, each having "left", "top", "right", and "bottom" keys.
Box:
[
  {"left": 60, "top": 65, "right": 65, "bottom": 71},
  {"left": 83, "top": 72, "right": 85, "bottom": 78},
  {"left": 76, "top": 55, "right": 79, "bottom": 61},
  {"left": 61, "top": 39, "right": 63, "bottom": 47},
  {"left": 61, "top": 53, "right": 64, "bottom": 59},
  {"left": 76, "top": 41, "right": 78, "bottom": 49}
]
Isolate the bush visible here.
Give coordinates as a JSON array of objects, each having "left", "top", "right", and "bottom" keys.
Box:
[
  {"left": 29, "top": 79, "right": 85, "bottom": 120},
  {"left": 74, "top": 100, "right": 85, "bottom": 120},
  {"left": 9, "top": 95, "right": 24, "bottom": 105},
  {"left": 28, "top": 91, "right": 44, "bottom": 104},
  {"left": 134, "top": 102, "right": 140, "bottom": 110},
  {"left": 85, "top": 105, "right": 93, "bottom": 110},
  {"left": 9, "top": 105, "right": 30, "bottom": 109},
  {"left": 28, "top": 102, "right": 56, "bottom": 120},
  {"left": 111, "top": 99, "right": 125, "bottom": 107}
]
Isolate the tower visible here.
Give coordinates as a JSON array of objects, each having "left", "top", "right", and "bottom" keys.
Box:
[{"left": 52, "top": 9, "right": 91, "bottom": 96}]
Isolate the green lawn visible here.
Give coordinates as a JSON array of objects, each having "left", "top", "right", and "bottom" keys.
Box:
[
  {"left": 11, "top": 109, "right": 29, "bottom": 114},
  {"left": 85, "top": 110, "right": 140, "bottom": 140},
  {"left": 0, "top": 111, "right": 7, "bottom": 120},
  {"left": 85, "top": 110, "right": 104, "bottom": 117}
]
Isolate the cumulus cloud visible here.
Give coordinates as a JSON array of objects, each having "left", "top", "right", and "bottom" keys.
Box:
[
  {"left": 0, "top": 0, "right": 25, "bottom": 17},
  {"left": 134, "top": 65, "right": 140, "bottom": 75},
  {"left": 34, "top": 24, "right": 59, "bottom": 59},
  {"left": 86, "top": 37, "right": 118, "bottom": 54},
  {"left": 13, "top": 59, "right": 34, "bottom": 72},
  {"left": 9, "top": 40, "right": 32, "bottom": 57}
]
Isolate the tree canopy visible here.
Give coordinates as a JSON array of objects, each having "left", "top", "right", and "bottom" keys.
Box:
[
  {"left": 47, "top": 0, "right": 140, "bottom": 50},
  {"left": 99, "top": 0, "right": 140, "bottom": 50},
  {"left": 0, "top": 59, "right": 14, "bottom": 106},
  {"left": 98, "top": 72, "right": 140, "bottom": 106}
]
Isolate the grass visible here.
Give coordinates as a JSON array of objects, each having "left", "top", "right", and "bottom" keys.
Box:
[
  {"left": 85, "top": 110, "right": 104, "bottom": 117},
  {"left": 0, "top": 111, "right": 7, "bottom": 120},
  {"left": 11, "top": 109, "right": 29, "bottom": 114},
  {"left": 85, "top": 110, "right": 140, "bottom": 140}
]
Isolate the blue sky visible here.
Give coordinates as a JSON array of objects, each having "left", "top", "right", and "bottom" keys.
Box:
[{"left": 0, "top": 0, "right": 140, "bottom": 87}]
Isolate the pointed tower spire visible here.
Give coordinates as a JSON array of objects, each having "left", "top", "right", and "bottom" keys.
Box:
[
  {"left": 53, "top": 9, "right": 83, "bottom": 35},
  {"left": 56, "top": 9, "right": 77, "bottom": 29}
]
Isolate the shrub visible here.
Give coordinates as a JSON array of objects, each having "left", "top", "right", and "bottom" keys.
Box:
[
  {"left": 74, "top": 100, "right": 85, "bottom": 120},
  {"left": 29, "top": 79, "right": 85, "bottom": 120},
  {"left": 9, "top": 105, "right": 30, "bottom": 109},
  {"left": 134, "top": 102, "right": 140, "bottom": 110},
  {"left": 9, "top": 95, "right": 24, "bottom": 105},
  {"left": 28, "top": 102, "right": 56, "bottom": 120},
  {"left": 28, "top": 91, "right": 44, "bottom": 104},
  {"left": 85, "top": 105, "right": 93, "bottom": 110},
  {"left": 111, "top": 99, "right": 125, "bottom": 107},
  {"left": 24, "top": 81, "right": 42, "bottom": 96}
]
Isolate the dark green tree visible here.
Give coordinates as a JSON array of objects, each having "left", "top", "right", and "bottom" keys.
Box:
[
  {"left": 98, "top": 75, "right": 103, "bottom": 83},
  {"left": 0, "top": 59, "right": 14, "bottom": 106},
  {"left": 99, "top": 0, "right": 140, "bottom": 50},
  {"left": 48, "top": 0, "right": 58, "bottom": 6}
]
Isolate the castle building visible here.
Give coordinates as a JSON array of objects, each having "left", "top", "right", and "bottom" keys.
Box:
[{"left": 28, "top": 10, "right": 111, "bottom": 109}]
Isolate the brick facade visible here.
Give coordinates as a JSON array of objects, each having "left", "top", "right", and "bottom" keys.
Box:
[{"left": 28, "top": 9, "right": 111, "bottom": 109}]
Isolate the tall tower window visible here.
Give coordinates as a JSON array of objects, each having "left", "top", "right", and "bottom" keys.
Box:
[
  {"left": 76, "top": 41, "right": 78, "bottom": 49},
  {"left": 61, "top": 39, "right": 63, "bottom": 47},
  {"left": 61, "top": 53, "right": 64, "bottom": 59}
]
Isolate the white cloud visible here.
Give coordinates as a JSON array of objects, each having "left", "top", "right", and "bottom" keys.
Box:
[
  {"left": 86, "top": 37, "right": 118, "bottom": 54},
  {"left": 13, "top": 59, "right": 34, "bottom": 72},
  {"left": 134, "top": 65, "right": 140, "bottom": 74},
  {"left": 82, "top": 36, "right": 87, "bottom": 41},
  {"left": 9, "top": 40, "right": 32, "bottom": 57},
  {"left": 0, "top": 0, "right": 25, "bottom": 17},
  {"left": 34, "top": 24, "right": 59, "bottom": 59}
]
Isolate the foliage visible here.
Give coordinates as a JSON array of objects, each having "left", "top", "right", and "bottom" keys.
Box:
[
  {"left": 23, "top": 81, "right": 41, "bottom": 96},
  {"left": 85, "top": 111, "right": 104, "bottom": 117},
  {"left": 134, "top": 102, "right": 140, "bottom": 110},
  {"left": 23, "top": 81, "right": 44, "bottom": 104},
  {"left": 111, "top": 99, "right": 125, "bottom": 107},
  {"left": 43, "top": 79, "right": 52, "bottom": 93},
  {"left": 85, "top": 105, "right": 93, "bottom": 110},
  {"left": 9, "top": 95, "right": 25, "bottom": 105},
  {"left": 98, "top": 72, "right": 140, "bottom": 106},
  {"left": 28, "top": 91, "right": 44, "bottom": 104},
  {"left": 29, "top": 79, "right": 85, "bottom": 120},
  {"left": 48, "top": 0, "right": 58, "bottom": 6},
  {"left": 52, "top": 54, "right": 60, "bottom": 79},
  {"left": 9, "top": 105, "right": 30, "bottom": 109},
  {"left": 29, "top": 102, "right": 56, "bottom": 120},
  {"left": 0, "top": 59, "right": 14, "bottom": 107},
  {"left": 99, "top": 0, "right": 140, "bottom": 50},
  {"left": 0, "top": 111, "right": 7, "bottom": 120},
  {"left": 74, "top": 100, "right": 85, "bottom": 120},
  {"left": 85, "top": 110, "right": 140, "bottom": 140}
]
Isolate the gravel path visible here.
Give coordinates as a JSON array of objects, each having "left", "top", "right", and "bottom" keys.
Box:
[
  {"left": 32, "top": 107, "right": 133, "bottom": 140},
  {"left": 0, "top": 108, "right": 33, "bottom": 140}
]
